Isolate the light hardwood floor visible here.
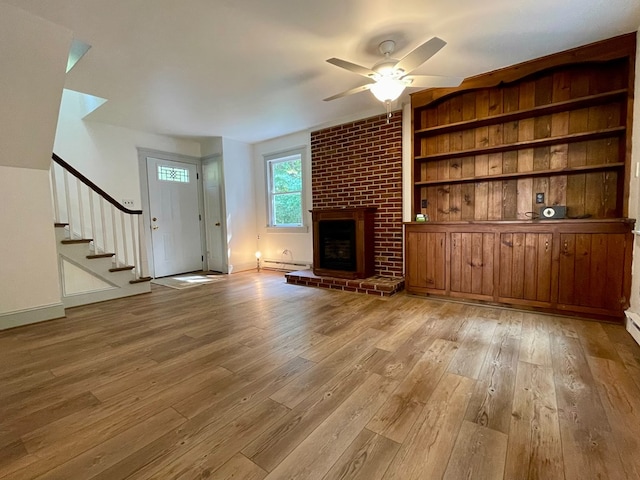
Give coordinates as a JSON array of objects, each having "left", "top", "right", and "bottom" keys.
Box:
[{"left": 1, "top": 271, "right": 640, "bottom": 479}]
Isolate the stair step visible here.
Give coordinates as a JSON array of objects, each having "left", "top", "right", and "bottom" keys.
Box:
[
  {"left": 130, "top": 276, "right": 152, "bottom": 284},
  {"left": 87, "top": 253, "right": 115, "bottom": 259},
  {"left": 61, "top": 239, "right": 93, "bottom": 244},
  {"left": 54, "top": 223, "right": 68, "bottom": 228},
  {"left": 109, "top": 266, "right": 135, "bottom": 272}
]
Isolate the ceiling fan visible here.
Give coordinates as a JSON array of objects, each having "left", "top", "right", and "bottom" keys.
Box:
[{"left": 324, "top": 37, "right": 463, "bottom": 115}]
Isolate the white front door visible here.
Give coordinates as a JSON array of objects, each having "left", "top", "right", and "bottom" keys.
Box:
[
  {"left": 147, "top": 157, "right": 202, "bottom": 277},
  {"left": 203, "top": 158, "right": 226, "bottom": 273}
]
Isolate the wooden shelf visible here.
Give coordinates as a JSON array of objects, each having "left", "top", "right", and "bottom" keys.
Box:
[
  {"left": 414, "top": 89, "right": 628, "bottom": 136},
  {"left": 415, "top": 126, "right": 625, "bottom": 162},
  {"left": 414, "top": 162, "right": 625, "bottom": 187}
]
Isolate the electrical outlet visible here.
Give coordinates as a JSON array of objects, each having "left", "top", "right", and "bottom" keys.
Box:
[
  {"left": 535, "top": 193, "right": 544, "bottom": 204},
  {"left": 421, "top": 199, "right": 428, "bottom": 208}
]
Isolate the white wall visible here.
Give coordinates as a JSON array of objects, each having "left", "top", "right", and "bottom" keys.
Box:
[
  {"left": 222, "top": 138, "right": 258, "bottom": 272},
  {"left": 0, "top": 4, "right": 71, "bottom": 328},
  {"left": 0, "top": 167, "right": 64, "bottom": 324},
  {"left": 252, "top": 130, "right": 313, "bottom": 266},
  {"left": 54, "top": 89, "right": 202, "bottom": 210}
]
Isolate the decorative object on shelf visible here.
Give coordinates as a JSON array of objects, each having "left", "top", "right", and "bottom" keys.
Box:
[
  {"left": 323, "top": 37, "right": 463, "bottom": 121},
  {"left": 416, "top": 213, "right": 428, "bottom": 222},
  {"left": 540, "top": 206, "right": 567, "bottom": 219}
]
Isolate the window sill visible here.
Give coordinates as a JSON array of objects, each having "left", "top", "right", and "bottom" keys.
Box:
[{"left": 266, "top": 225, "right": 309, "bottom": 234}]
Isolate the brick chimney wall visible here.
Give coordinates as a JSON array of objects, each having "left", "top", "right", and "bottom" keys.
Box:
[{"left": 311, "top": 111, "right": 403, "bottom": 277}]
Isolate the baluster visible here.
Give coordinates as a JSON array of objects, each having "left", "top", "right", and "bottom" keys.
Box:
[
  {"left": 63, "top": 170, "right": 73, "bottom": 237},
  {"left": 121, "top": 211, "right": 129, "bottom": 266},
  {"left": 89, "top": 190, "right": 96, "bottom": 252},
  {"left": 111, "top": 205, "right": 119, "bottom": 266},
  {"left": 77, "top": 178, "right": 86, "bottom": 239},
  {"left": 50, "top": 163, "right": 60, "bottom": 222},
  {"left": 99, "top": 197, "right": 109, "bottom": 260},
  {"left": 130, "top": 214, "right": 139, "bottom": 278},
  {"left": 138, "top": 215, "right": 149, "bottom": 278}
]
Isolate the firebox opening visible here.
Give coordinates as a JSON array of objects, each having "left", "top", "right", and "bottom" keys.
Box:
[{"left": 318, "top": 220, "right": 356, "bottom": 272}]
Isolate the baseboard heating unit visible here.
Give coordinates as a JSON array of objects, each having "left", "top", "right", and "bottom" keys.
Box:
[
  {"left": 625, "top": 311, "right": 640, "bottom": 347},
  {"left": 263, "top": 260, "right": 311, "bottom": 272}
]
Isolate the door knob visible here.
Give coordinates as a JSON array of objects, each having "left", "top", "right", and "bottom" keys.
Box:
[
  {"left": 152, "top": 225, "right": 159, "bottom": 230},
  {"left": 152, "top": 217, "right": 157, "bottom": 222},
  {"left": 215, "top": 222, "right": 221, "bottom": 226}
]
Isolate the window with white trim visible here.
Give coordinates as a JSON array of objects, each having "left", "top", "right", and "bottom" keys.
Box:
[{"left": 265, "top": 149, "right": 306, "bottom": 229}]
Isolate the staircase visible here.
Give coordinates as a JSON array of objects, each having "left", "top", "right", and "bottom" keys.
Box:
[{"left": 51, "top": 153, "right": 151, "bottom": 308}]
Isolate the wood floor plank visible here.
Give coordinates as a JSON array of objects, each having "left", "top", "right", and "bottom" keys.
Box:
[
  {"left": 263, "top": 373, "right": 398, "bottom": 480},
  {"left": 504, "top": 361, "right": 563, "bottom": 480},
  {"left": 443, "top": 420, "right": 508, "bottom": 480},
  {"left": 14, "top": 408, "right": 185, "bottom": 480},
  {"left": 322, "top": 429, "right": 400, "bottom": 480},
  {"left": 518, "top": 314, "right": 552, "bottom": 366},
  {"left": 464, "top": 310, "right": 522, "bottom": 434},
  {"left": 367, "top": 338, "right": 458, "bottom": 443},
  {"left": 576, "top": 321, "right": 622, "bottom": 361},
  {"left": 125, "top": 356, "right": 314, "bottom": 479},
  {"left": 382, "top": 372, "right": 475, "bottom": 480},
  {"left": 0, "top": 440, "right": 27, "bottom": 471},
  {"left": 447, "top": 316, "right": 498, "bottom": 379},
  {"left": 243, "top": 347, "right": 389, "bottom": 472},
  {"left": 269, "top": 328, "right": 386, "bottom": 409},
  {"left": 210, "top": 453, "right": 267, "bottom": 480},
  {"left": 550, "top": 335, "right": 627, "bottom": 480},
  {"left": 144, "top": 399, "right": 289, "bottom": 479},
  {"left": 587, "top": 355, "right": 640, "bottom": 479}
]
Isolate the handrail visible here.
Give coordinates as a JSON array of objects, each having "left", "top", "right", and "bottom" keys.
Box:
[{"left": 52, "top": 153, "right": 142, "bottom": 215}]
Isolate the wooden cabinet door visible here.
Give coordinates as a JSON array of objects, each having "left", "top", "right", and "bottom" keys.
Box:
[
  {"left": 449, "top": 232, "right": 495, "bottom": 300},
  {"left": 558, "top": 233, "right": 627, "bottom": 314},
  {"left": 498, "top": 232, "right": 553, "bottom": 306},
  {"left": 405, "top": 230, "right": 446, "bottom": 293}
]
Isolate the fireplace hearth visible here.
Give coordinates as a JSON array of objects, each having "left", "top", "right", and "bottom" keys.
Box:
[{"left": 311, "top": 207, "right": 376, "bottom": 279}]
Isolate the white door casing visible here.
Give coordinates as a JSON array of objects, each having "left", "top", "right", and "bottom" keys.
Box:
[
  {"left": 203, "top": 157, "right": 227, "bottom": 273},
  {"left": 146, "top": 157, "right": 202, "bottom": 277}
]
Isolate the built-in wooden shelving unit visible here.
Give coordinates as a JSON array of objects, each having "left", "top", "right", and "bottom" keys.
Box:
[{"left": 406, "top": 33, "right": 637, "bottom": 320}]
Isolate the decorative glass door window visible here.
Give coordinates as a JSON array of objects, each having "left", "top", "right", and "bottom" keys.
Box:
[{"left": 157, "top": 165, "right": 190, "bottom": 183}]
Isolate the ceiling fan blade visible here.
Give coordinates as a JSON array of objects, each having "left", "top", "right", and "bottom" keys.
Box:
[
  {"left": 323, "top": 83, "right": 374, "bottom": 101},
  {"left": 394, "top": 37, "right": 447, "bottom": 75},
  {"left": 326, "top": 58, "right": 377, "bottom": 78},
  {"left": 404, "top": 75, "right": 464, "bottom": 88}
]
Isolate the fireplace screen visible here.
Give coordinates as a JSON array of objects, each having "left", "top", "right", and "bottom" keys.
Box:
[{"left": 318, "top": 220, "right": 356, "bottom": 271}]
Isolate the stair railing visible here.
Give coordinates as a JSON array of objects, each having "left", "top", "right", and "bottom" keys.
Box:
[{"left": 50, "top": 153, "right": 150, "bottom": 281}]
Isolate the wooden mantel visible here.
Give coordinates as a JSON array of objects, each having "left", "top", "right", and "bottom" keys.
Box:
[{"left": 311, "top": 207, "right": 376, "bottom": 279}]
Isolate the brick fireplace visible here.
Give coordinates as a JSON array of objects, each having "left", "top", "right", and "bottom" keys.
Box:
[{"left": 285, "top": 111, "right": 405, "bottom": 296}]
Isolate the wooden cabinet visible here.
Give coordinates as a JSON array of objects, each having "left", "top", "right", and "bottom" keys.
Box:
[
  {"left": 449, "top": 232, "right": 494, "bottom": 300},
  {"left": 557, "top": 232, "right": 630, "bottom": 315},
  {"left": 404, "top": 220, "right": 634, "bottom": 320},
  {"left": 498, "top": 231, "right": 553, "bottom": 306},
  {"left": 405, "top": 230, "right": 445, "bottom": 294}
]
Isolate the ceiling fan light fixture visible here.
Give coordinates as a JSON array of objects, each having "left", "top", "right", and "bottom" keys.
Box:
[{"left": 370, "top": 77, "right": 405, "bottom": 102}]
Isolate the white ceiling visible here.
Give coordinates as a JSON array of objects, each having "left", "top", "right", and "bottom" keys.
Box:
[{"left": 6, "top": 0, "right": 640, "bottom": 144}]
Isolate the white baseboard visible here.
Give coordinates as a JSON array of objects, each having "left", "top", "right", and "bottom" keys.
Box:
[
  {"left": 624, "top": 310, "right": 640, "bottom": 347},
  {"left": 0, "top": 303, "right": 65, "bottom": 331}
]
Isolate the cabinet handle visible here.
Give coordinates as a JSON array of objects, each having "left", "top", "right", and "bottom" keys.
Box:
[
  {"left": 563, "top": 240, "right": 568, "bottom": 253},
  {"left": 545, "top": 240, "right": 549, "bottom": 251}
]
